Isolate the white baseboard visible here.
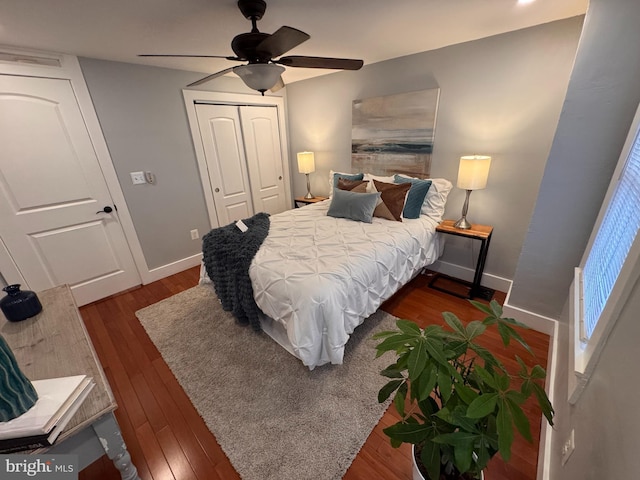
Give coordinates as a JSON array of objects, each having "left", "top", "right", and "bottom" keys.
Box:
[
  {"left": 140, "top": 253, "right": 203, "bottom": 285},
  {"left": 428, "top": 260, "right": 512, "bottom": 293},
  {"left": 503, "top": 293, "right": 557, "bottom": 336},
  {"left": 502, "top": 291, "right": 559, "bottom": 480}
]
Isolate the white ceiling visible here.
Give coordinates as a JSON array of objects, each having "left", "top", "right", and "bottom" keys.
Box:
[{"left": 0, "top": 0, "right": 588, "bottom": 86}]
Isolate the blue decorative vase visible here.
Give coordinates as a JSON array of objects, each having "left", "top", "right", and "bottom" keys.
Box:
[
  {"left": 0, "top": 284, "right": 42, "bottom": 322},
  {"left": 0, "top": 335, "right": 38, "bottom": 421}
]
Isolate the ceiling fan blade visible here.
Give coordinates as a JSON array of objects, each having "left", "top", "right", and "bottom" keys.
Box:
[
  {"left": 139, "top": 54, "right": 239, "bottom": 60},
  {"left": 256, "top": 26, "right": 310, "bottom": 58},
  {"left": 187, "top": 67, "right": 235, "bottom": 87},
  {"left": 276, "top": 56, "right": 363, "bottom": 70},
  {"left": 270, "top": 76, "right": 285, "bottom": 93}
]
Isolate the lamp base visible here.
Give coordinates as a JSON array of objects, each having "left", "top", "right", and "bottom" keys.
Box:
[
  {"left": 304, "top": 173, "right": 314, "bottom": 199},
  {"left": 454, "top": 217, "right": 472, "bottom": 229}
]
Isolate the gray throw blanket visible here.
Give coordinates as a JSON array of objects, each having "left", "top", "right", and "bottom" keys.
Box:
[{"left": 202, "top": 212, "right": 270, "bottom": 331}]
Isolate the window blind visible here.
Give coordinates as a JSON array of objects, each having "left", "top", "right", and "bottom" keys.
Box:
[{"left": 582, "top": 131, "right": 640, "bottom": 339}]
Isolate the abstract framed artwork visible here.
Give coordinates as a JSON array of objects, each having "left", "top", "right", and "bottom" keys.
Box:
[{"left": 352, "top": 88, "right": 440, "bottom": 178}]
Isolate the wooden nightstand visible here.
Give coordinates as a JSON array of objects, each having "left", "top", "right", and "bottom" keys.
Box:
[
  {"left": 294, "top": 196, "right": 328, "bottom": 208},
  {"left": 430, "top": 220, "right": 494, "bottom": 300}
]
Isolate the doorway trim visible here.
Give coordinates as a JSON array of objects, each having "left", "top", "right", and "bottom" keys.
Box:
[
  {"left": 182, "top": 90, "right": 292, "bottom": 229},
  {"left": 0, "top": 45, "right": 147, "bottom": 285}
]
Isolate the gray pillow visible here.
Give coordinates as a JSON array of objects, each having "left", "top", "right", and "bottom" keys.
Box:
[{"left": 327, "top": 188, "right": 381, "bottom": 223}]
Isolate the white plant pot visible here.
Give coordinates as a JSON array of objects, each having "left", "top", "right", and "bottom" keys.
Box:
[
  {"left": 411, "top": 445, "right": 425, "bottom": 480},
  {"left": 411, "top": 445, "right": 484, "bottom": 480}
]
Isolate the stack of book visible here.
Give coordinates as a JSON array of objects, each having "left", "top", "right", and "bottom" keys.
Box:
[{"left": 0, "top": 374, "right": 95, "bottom": 453}]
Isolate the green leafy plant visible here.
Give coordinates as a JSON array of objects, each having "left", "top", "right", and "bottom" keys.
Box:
[{"left": 374, "top": 300, "right": 554, "bottom": 480}]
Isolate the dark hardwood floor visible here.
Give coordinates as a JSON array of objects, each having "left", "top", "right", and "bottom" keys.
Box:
[{"left": 78, "top": 267, "right": 548, "bottom": 480}]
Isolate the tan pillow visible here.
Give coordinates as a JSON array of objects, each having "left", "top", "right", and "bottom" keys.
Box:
[
  {"left": 337, "top": 178, "right": 368, "bottom": 191},
  {"left": 372, "top": 180, "right": 411, "bottom": 221}
]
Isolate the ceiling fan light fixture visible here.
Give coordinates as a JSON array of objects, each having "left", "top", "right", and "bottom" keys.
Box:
[{"left": 234, "top": 63, "right": 285, "bottom": 94}]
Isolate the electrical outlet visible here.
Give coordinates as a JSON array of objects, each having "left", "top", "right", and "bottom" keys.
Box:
[
  {"left": 130, "top": 171, "right": 146, "bottom": 185},
  {"left": 561, "top": 429, "right": 575, "bottom": 465},
  {"left": 190, "top": 229, "right": 199, "bottom": 240}
]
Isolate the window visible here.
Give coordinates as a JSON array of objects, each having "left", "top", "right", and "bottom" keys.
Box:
[
  {"left": 582, "top": 127, "right": 640, "bottom": 339},
  {"left": 570, "top": 103, "right": 640, "bottom": 403}
]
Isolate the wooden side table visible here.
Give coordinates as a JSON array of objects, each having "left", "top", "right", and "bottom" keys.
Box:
[
  {"left": 430, "top": 220, "right": 494, "bottom": 300},
  {"left": 294, "top": 196, "right": 329, "bottom": 208},
  {"left": 1, "top": 285, "right": 139, "bottom": 480}
]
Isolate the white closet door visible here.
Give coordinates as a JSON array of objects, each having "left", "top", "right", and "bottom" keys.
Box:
[
  {"left": 195, "top": 104, "right": 254, "bottom": 225},
  {"left": 0, "top": 75, "right": 140, "bottom": 306},
  {"left": 239, "top": 106, "right": 288, "bottom": 215}
]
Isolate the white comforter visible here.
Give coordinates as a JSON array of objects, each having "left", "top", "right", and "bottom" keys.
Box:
[{"left": 249, "top": 200, "right": 442, "bottom": 369}]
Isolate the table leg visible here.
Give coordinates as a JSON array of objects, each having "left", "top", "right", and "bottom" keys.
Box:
[
  {"left": 470, "top": 233, "right": 492, "bottom": 298},
  {"left": 92, "top": 413, "right": 140, "bottom": 480}
]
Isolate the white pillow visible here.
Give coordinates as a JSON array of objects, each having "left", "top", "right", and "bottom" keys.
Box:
[
  {"left": 363, "top": 173, "right": 396, "bottom": 192},
  {"left": 395, "top": 174, "right": 452, "bottom": 222},
  {"left": 424, "top": 178, "right": 453, "bottom": 221}
]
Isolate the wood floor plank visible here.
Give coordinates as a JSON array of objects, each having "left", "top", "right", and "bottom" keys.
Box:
[
  {"left": 151, "top": 358, "right": 235, "bottom": 471},
  {"left": 78, "top": 266, "right": 548, "bottom": 480},
  {"left": 135, "top": 422, "right": 174, "bottom": 480},
  {"left": 155, "top": 426, "right": 199, "bottom": 480},
  {"left": 141, "top": 362, "right": 222, "bottom": 480}
]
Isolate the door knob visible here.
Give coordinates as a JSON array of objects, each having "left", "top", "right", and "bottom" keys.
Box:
[
  {"left": 215, "top": 188, "right": 220, "bottom": 193},
  {"left": 96, "top": 206, "right": 113, "bottom": 214}
]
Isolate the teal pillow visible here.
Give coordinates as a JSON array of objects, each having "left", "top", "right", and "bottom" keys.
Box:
[
  {"left": 327, "top": 188, "right": 381, "bottom": 223},
  {"left": 393, "top": 175, "right": 432, "bottom": 219},
  {"left": 333, "top": 172, "right": 364, "bottom": 188}
]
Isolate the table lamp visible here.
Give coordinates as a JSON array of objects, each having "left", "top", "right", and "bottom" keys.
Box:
[
  {"left": 454, "top": 155, "right": 491, "bottom": 229},
  {"left": 297, "top": 151, "right": 315, "bottom": 199}
]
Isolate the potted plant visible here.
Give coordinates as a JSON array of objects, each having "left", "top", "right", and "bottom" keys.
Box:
[{"left": 374, "top": 300, "right": 554, "bottom": 480}]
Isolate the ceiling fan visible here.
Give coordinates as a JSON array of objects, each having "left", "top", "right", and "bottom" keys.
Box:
[{"left": 139, "top": 0, "right": 364, "bottom": 94}]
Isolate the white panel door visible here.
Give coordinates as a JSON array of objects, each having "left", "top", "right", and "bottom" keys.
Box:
[
  {"left": 240, "top": 106, "right": 288, "bottom": 215},
  {"left": 195, "top": 104, "right": 254, "bottom": 225},
  {"left": 0, "top": 75, "right": 140, "bottom": 306}
]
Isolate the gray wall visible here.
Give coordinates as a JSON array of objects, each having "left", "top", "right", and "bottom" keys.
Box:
[
  {"left": 508, "top": 0, "right": 640, "bottom": 478},
  {"left": 509, "top": 0, "right": 640, "bottom": 318},
  {"left": 78, "top": 59, "right": 281, "bottom": 270},
  {"left": 285, "top": 17, "right": 583, "bottom": 282},
  {"left": 550, "top": 278, "right": 640, "bottom": 479}
]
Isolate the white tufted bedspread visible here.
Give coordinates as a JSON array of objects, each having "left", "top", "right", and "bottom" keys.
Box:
[{"left": 248, "top": 200, "right": 443, "bottom": 369}]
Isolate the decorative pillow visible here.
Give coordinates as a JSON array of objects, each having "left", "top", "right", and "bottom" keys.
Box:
[
  {"left": 393, "top": 175, "right": 432, "bottom": 219},
  {"left": 395, "top": 174, "right": 453, "bottom": 221},
  {"left": 327, "top": 188, "right": 381, "bottom": 223},
  {"left": 371, "top": 180, "right": 411, "bottom": 222},
  {"left": 329, "top": 170, "right": 364, "bottom": 190},
  {"left": 337, "top": 178, "right": 369, "bottom": 192}
]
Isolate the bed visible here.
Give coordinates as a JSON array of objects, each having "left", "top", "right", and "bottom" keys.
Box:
[{"left": 201, "top": 174, "right": 452, "bottom": 370}]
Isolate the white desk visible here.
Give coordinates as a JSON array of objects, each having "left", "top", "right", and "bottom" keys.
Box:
[{"left": 0, "top": 285, "right": 139, "bottom": 480}]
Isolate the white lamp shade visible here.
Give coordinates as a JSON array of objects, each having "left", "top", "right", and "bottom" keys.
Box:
[
  {"left": 457, "top": 155, "right": 491, "bottom": 190},
  {"left": 297, "top": 151, "right": 315, "bottom": 174},
  {"left": 233, "top": 64, "right": 285, "bottom": 92}
]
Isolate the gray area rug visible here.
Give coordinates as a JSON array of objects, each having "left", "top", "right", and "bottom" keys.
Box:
[{"left": 135, "top": 285, "right": 396, "bottom": 480}]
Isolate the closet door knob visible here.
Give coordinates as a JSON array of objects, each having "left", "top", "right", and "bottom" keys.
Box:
[
  {"left": 278, "top": 176, "right": 282, "bottom": 180},
  {"left": 214, "top": 188, "right": 220, "bottom": 193}
]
